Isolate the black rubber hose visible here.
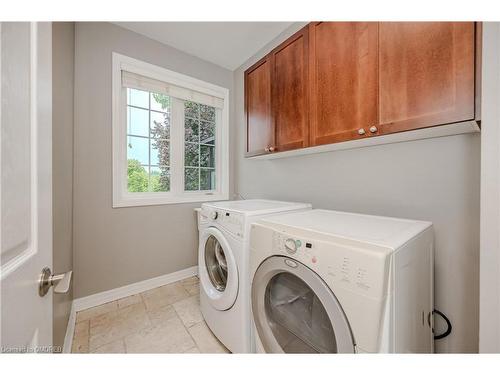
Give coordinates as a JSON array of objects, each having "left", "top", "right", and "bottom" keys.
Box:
[{"left": 432, "top": 309, "right": 452, "bottom": 340}]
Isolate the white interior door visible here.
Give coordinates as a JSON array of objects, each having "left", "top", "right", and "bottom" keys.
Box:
[{"left": 1, "top": 22, "right": 53, "bottom": 353}]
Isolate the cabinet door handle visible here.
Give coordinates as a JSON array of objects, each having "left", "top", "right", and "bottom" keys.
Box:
[
  {"left": 369, "top": 126, "right": 378, "bottom": 133},
  {"left": 358, "top": 128, "right": 366, "bottom": 135}
]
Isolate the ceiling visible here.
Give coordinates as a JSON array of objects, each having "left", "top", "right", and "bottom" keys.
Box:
[{"left": 114, "top": 22, "right": 293, "bottom": 70}]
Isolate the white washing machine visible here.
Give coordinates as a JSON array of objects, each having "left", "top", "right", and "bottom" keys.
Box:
[
  {"left": 197, "top": 199, "right": 311, "bottom": 353},
  {"left": 250, "top": 209, "right": 434, "bottom": 353}
]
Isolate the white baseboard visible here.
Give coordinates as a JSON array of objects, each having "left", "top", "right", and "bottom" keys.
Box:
[
  {"left": 62, "top": 303, "right": 76, "bottom": 353},
  {"left": 72, "top": 266, "right": 198, "bottom": 312}
]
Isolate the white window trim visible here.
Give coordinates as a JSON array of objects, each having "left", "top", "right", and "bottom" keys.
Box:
[{"left": 112, "top": 52, "right": 229, "bottom": 208}]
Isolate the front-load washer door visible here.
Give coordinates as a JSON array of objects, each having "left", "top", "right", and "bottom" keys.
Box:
[
  {"left": 252, "top": 256, "right": 355, "bottom": 353},
  {"left": 199, "top": 227, "right": 239, "bottom": 311}
]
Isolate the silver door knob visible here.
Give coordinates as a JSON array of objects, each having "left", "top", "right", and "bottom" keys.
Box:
[
  {"left": 358, "top": 128, "right": 366, "bottom": 135},
  {"left": 39, "top": 267, "right": 73, "bottom": 297},
  {"left": 369, "top": 126, "right": 378, "bottom": 133}
]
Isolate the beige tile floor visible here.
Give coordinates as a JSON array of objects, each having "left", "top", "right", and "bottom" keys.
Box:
[{"left": 71, "top": 276, "right": 230, "bottom": 354}]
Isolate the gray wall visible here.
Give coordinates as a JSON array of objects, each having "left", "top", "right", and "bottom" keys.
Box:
[
  {"left": 73, "top": 23, "right": 233, "bottom": 298},
  {"left": 233, "top": 24, "right": 481, "bottom": 353},
  {"left": 52, "top": 22, "right": 75, "bottom": 349}
]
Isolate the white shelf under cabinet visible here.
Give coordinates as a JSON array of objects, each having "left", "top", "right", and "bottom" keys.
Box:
[{"left": 248, "top": 121, "right": 480, "bottom": 160}]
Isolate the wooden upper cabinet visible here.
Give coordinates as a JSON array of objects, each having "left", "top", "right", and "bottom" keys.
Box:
[
  {"left": 378, "top": 22, "right": 476, "bottom": 134},
  {"left": 245, "top": 56, "right": 273, "bottom": 156},
  {"left": 271, "top": 28, "right": 309, "bottom": 152},
  {"left": 244, "top": 22, "right": 479, "bottom": 157},
  {"left": 309, "top": 22, "right": 379, "bottom": 145}
]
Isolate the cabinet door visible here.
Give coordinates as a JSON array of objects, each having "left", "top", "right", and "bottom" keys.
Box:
[
  {"left": 379, "top": 22, "right": 475, "bottom": 134},
  {"left": 245, "top": 56, "right": 273, "bottom": 156},
  {"left": 271, "top": 28, "right": 309, "bottom": 152},
  {"left": 309, "top": 22, "right": 378, "bottom": 145}
]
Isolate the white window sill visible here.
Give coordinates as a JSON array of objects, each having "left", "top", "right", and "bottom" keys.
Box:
[
  {"left": 112, "top": 192, "right": 228, "bottom": 208},
  {"left": 247, "top": 120, "right": 480, "bottom": 160}
]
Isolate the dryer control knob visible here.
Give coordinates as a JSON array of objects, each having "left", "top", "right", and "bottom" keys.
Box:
[
  {"left": 284, "top": 238, "right": 297, "bottom": 254},
  {"left": 211, "top": 211, "right": 218, "bottom": 220}
]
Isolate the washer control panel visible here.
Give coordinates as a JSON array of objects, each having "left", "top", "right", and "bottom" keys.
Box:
[
  {"left": 203, "top": 208, "right": 244, "bottom": 237},
  {"left": 270, "top": 228, "right": 389, "bottom": 300}
]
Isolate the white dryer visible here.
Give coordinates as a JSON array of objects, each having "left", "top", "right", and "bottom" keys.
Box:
[
  {"left": 250, "top": 209, "right": 434, "bottom": 353},
  {"left": 197, "top": 199, "right": 311, "bottom": 353}
]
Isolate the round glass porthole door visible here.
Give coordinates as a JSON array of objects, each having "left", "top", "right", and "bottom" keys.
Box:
[
  {"left": 252, "top": 256, "right": 355, "bottom": 353},
  {"left": 205, "top": 235, "right": 228, "bottom": 291},
  {"left": 199, "top": 227, "right": 238, "bottom": 311},
  {"left": 265, "top": 272, "right": 337, "bottom": 353}
]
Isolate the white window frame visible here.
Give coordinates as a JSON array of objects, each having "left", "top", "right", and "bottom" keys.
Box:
[{"left": 112, "top": 52, "right": 229, "bottom": 207}]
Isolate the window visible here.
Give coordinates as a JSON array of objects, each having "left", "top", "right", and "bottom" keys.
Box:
[
  {"left": 126, "top": 88, "right": 171, "bottom": 193},
  {"left": 112, "top": 53, "right": 229, "bottom": 207},
  {"left": 183, "top": 101, "right": 216, "bottom": 191}
]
